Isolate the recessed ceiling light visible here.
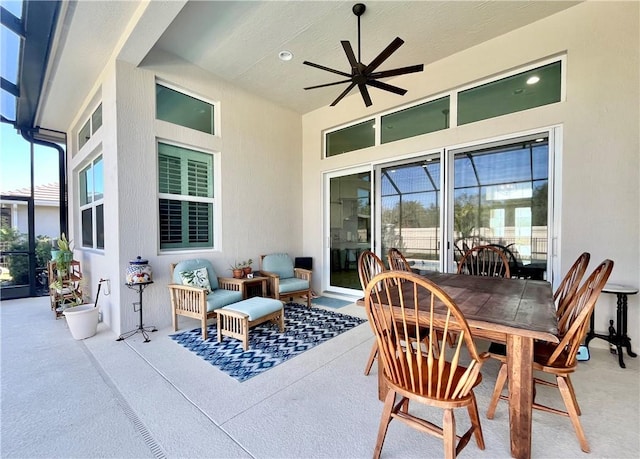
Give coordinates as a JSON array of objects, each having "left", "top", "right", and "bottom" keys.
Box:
[
  {"left": 278, "top": 50, "right": 293, "bottom": 61},
  {"left": 527, "top": 76, "right": 540, "bottom": 85}
]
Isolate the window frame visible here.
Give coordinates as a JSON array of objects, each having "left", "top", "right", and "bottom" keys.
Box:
[
  {"left": 78, "top": 154, "right": 104, "bottom": 250},
  {"left": 157, "top": 140, "right": 220, "bottom": 253},
  {"left": 77, "top": 103, "right": 103, "bottom": 150},
  {"left": 323, "top": 55, "right": 565, "bottom": 157},
  {"left": 155, "top": 80, "right": 219, "bottom": 136}
]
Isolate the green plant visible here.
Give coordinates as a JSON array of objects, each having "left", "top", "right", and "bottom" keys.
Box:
[
  {"left": 54, "top": 233, "right": 73, "bottom": 274},
  {"left": 230, "top": 259, "right": 253, "bottom": 270}
]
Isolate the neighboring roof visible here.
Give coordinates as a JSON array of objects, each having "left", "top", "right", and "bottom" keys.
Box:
[{"left": 1, "top": 182, "right": 60, "bottom": 205}]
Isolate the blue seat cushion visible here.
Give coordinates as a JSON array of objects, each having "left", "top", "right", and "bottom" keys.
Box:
[
  {"left": 173, "top": 259, "right": 219, "bottom": 291},
  {"left": 279, "top": 277, "right": 309, "bottom": 294},
  {"left": 262, "top": 253, "right": 294, "bottom": 279},
  {"left": 206, "top": 289, "right": 243, "bottom": 312},
  {"left": 222, "top": 296, "right": 283, "bottom": 321}
]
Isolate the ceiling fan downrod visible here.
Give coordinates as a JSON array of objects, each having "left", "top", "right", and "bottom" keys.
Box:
[{"left": 353, "top": 3, "right": 365, "bottom": 63}]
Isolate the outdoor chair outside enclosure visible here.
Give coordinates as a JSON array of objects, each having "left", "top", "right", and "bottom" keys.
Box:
[
  {"left": 486, "top": 259, "right": 613, "bottom": 453},
  {"left": 364, "top": 270, "right": 489, "bottom": 459},
  {"left": 260, "top": 253, "right": 312, "bottom": 307},
  {"left": 168, "top": 259, "right": 244, "bottom": 340}
]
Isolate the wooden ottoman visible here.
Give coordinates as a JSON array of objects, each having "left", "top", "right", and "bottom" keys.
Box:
[{"left": 215, "top": 297, "right": 284, "bottom": 350}]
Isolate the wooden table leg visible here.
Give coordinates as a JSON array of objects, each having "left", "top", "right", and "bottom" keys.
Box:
[{"left": 507, "top": 334, "right": 534, "bottom": 459}]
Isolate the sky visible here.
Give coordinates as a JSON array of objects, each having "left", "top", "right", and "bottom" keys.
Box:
[{"left": 1, "top": 0, "right": 60, "bottom": 193}]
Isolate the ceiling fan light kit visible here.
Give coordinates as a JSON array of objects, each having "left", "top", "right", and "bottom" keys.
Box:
[{"left": 303, "top": 3, "right": 424, "bottom": 108}]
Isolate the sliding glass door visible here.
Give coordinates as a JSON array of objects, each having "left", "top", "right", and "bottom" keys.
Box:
[
  {"left": 326, "top": 169, "right": 372, "bottom": 293},
  {"left": 449, "top": 135, "right": 550, "bottom": 278},
  {"left": 323, "top": 130, "right": 554, "bottom": 295},
  {"left": 377, "top": 155, "right": 442, "bottom": 273}
]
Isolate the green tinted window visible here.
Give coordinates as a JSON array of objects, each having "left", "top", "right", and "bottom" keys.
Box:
[
  {"left": 156, "top": 84, "right": 215, "bottom": 135},
  {"left": 381, "top": 96, "right": 450, "bottom": 144},
  {"left": 78, "top": 120, "right": 90, "bottom": 149},
  {"left": 326, "top": 119, "right": 375, "bottom": 157},
  {"left": 458, "top": 61, "right": 561, "bottom": 125},
  {"left": 91, "top": 104, "right": 102, "bottom": 132}
]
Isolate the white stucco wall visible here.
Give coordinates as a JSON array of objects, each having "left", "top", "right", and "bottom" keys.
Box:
[
  {"left": 301, "top": 2, "right": 640, "bottom": 348},
  {"left": 66, "top": 51, "right": 303, "bottom": 334}
]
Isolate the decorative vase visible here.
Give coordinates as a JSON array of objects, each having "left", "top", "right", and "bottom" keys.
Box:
[
  {"left": 126, "top": 256, "right": 152, "bottom": 284},
  {"left": 63, "top": 304, "right": 99, "bottom": 340},
  {"left": 243, "top": 266, "right": 252, "bottom": 276},
  {"left": 232, "top": 268, "right": 243, "bottom": 279}
]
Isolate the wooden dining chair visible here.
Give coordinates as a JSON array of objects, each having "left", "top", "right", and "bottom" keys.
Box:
[
  {"left": 387, "top": 247, "right": 412, "bottom": 272},
  {"left": 457, "top": 245, "right": 511, "bottom": 278},
  {"left": 554, "top": 252, "right": 591, "bottom": 327},
  {"left": 364, "top": 270, "right": 489, "bottom": 459},
  {"left": 358, "top": 250, "right": 387, "bottom": 376},
  {"left": 486, "top": 259, "right": 613, "bottom": 453}
]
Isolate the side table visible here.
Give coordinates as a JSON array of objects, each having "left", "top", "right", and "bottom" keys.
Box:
[
  {"left": 219, "top": 275, "right": 268, "bottom": 299},
  {"left": 585, "top": 283, "right": 638, "bottom": 368},
  {"left": 117, "top": 281, "right": 157, "bottom": 343}
]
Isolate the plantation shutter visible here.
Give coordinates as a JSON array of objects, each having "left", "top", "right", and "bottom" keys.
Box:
[{"left": 158, "top": 143, "right": 214, "bottom": 249}]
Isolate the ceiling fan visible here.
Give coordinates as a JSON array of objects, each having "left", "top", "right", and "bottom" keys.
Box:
[{"left": 303, "top": 3, "right": 424, "bottom": 108}]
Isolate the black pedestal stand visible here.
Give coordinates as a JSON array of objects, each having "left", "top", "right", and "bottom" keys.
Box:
[{"left": 117, "top": 281, "right": 157, "bottom": 343}]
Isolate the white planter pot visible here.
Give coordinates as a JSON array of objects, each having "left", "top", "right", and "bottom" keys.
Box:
[{"left": 63, "top": 304, "right": 99, "bottom": 340}]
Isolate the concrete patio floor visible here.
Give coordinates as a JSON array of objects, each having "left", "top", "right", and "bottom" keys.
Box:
[{"left": 1, "top": 295, "right": 638, "bottom": 458}]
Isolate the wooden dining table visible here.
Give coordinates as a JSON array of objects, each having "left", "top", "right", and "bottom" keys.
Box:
[{"left": 360, "top": 272, "right": 558, "bottom": 459}]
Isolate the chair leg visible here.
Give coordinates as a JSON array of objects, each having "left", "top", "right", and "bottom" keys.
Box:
[
  {"left": 202, "top": 317, "right": 208, "bottom": 341},
  {"left": 467, "top": 393, "right": 485, "bottom": 450},
  {"left": 373, "top": 389, "right": 396, "bottom": 459},
  {"left": 443, "top": 408, "right": 456, "bottom": 459},
  {"left": 557, "top": 376, "right": 590, "bottom": 453},
  {"left": 565, "top": 375, "right": 582, "bottom": 416},
  {"left": 486, "top": 363, "right": 508, "bottom": 419},
  {"left": 364, "top": 342, "right": 378, "bottom": 376}
]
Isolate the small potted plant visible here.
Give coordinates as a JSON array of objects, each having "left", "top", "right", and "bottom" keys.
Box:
[
  {"left": 52, "top": 233, "right": 74, "bottom": 275},
  {"left": 242, "top": 259, "right": 253, "bottom": 277},
  {"left": 230, "top": 262, "right": 244, "bottom": 279}
]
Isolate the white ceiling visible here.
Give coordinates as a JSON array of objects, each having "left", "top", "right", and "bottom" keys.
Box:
[{"left": 37, "top": 1, "right": 581, "bottom": 130}]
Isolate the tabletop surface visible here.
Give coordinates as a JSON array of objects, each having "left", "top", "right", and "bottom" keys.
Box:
[
  {"left": 601, "top": 283, "right": 638, "bottom": 295},
  {"left": 410, "top": 272, "right": 558, "bottom": 342}
]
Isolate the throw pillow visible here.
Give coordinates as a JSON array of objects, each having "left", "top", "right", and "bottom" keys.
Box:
[{"left": 179, "top": 267, "right": 212, "bottom": 294}]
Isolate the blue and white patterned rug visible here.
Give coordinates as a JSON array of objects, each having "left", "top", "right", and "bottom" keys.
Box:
[{"left": 170, "top": 302, "right": 366, "bottom": 382}]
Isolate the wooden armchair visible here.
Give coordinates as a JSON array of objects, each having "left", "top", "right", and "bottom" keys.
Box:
[
  {"left": 168, "top": 259, "right": 244, "bottom": 340},
  {"left": 364, "top": 270, "right": 489, "bottom": 458},
  {"left": 457, "top": 245, "right": 511, "bottom": 278},
  {"left": 487, "top": 259, "right": 613, "bottom": 453},
  {"left": 260, "top": 253, "right": 312, "bottom": 307}
]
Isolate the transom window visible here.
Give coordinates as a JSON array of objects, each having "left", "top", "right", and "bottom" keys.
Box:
[
  {"left": 158, "top": 142, "right": 215, "bottom": 250},
  {"left": 78, "top": 104, "right": 102, "bottom": 150},
  {"left": 156, "top": 83, "right": 215, "bottom": 135},
  {"left": 324, "top": 58, "right": 563, "bottom": 157}
]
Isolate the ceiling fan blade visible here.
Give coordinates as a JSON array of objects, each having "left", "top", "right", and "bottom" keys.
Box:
[
  {"left": 367, "top": 79, "right": 407, "bottom": 96},
  {"left": 369, "top": 64, "right": 424, "bottom": 79},
  {"left": 365, "top": 37, "right": 404, "bottom": 73},
  {"left": 341, "top": 40, "right": 358, "bottom": 71},
  {"left": 330, "top": 82, "right": 357, "bottom": 106},
  {"left": 358, "top": 84, "right": 372, "bottom": 107},
  {"left": 303, "top": 61, "right": 351, "bottom": 78},
  {"left": 304, "top": 79, "right": 353, "bottom": 90}
]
